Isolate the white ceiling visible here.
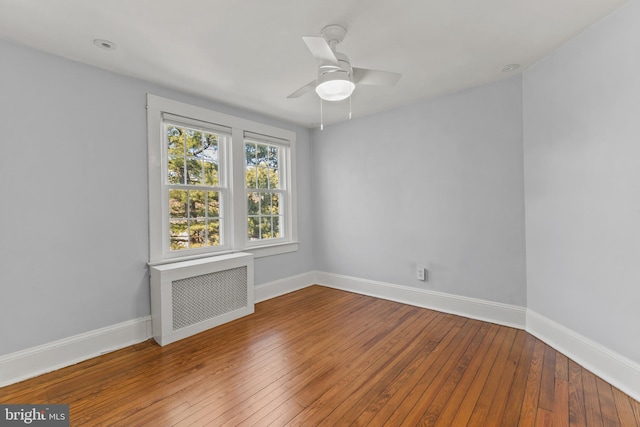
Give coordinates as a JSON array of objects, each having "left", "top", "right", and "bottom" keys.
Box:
[{"left": 0, "top": 0, "right": 627, "bottom": 128}]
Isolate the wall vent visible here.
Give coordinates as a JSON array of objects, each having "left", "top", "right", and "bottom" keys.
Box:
[{"left": 150, "top": 253, "right": 254, "bottom": 346}]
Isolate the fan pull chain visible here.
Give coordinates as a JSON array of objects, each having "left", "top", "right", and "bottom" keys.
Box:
[{"left": 320, "top": 98, "right": 324, "bottom": 130}]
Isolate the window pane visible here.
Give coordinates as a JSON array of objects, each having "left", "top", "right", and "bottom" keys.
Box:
[
  {"left": 269, "top": 146, "right": 280, "bottom": 189},
  {"left": 257, "top": 166, "right": 269, "bottom": 189},
  {"left": 185, "top": 130, "right": 201, "bottom": 155},
  {"left": 170, "top": 220, "right": 188, "bottom": 250},
  {"left": 257, "top": 144, "right": 268, "bottom": 164},
  {"left": 204, "top": 160, "right": 219, "bottom": 186},
  {"left": 166, "top": 126, "right": 184, "bottom": 155},
  {"left": 273, "top": 216, "right": 281, "bottom": 238},
  {"left": 272, "top": 193, "right": 280, "bottom": 214},
  {"left": 186, "top": 157, "right": 202, "bottom": 184},
  {"left": 166, "top": 126, "right": 188, "bottom": 185},
  {"left": 246, "top": 166, "right": 257, "bottom": 188},
  {"left": 247, "top": 192, "right": 259, "bottom": 215},
  {"left": 207, "top": 220, "right": 220, "bottom": 246},
  {"left": 245, "top": 142, "right": 256, "bottom": 166},
  {"left": 247, "top": 216, "right": 259, "bottom": 240},
  {"left": 167, "top": 157, "right": 185, "bottom": 184},
  {"left": 169, "top": 190, "right": 187, "bottom": 218},
  {"left": 207, "top": 191, "right": 220, "bottom": 217},
  {"left": 261, "top": 217, "right": 272, "bottom": 238},
  {"left": 268, "top": 146, "right": 278, "bottom": 169},
  {"left": 189, "top": 190, "right": 206, "bottom": 218},
  {"left": 203, "top": 134, "right": 219, "bottom": 185},
  {"left": 202, "top": 134, "right": 218, "bottom": 161},
  {"left": 269, "top": 167, "right": 280, "bottom": 189},
  {"left": 189, "top": 219, "right": 206, "bottom": 248},
  {"left": 260, "top": 193, "right": 272, "bottom": 215}
]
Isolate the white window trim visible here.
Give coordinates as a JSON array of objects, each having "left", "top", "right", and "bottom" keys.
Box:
[{"left": 147, "top": 94, "right": 298, "bottom": 265}]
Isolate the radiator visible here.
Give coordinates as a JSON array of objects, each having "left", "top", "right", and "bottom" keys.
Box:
[{"left": 150, "top": 252, "right": 254, "bottom": 346}]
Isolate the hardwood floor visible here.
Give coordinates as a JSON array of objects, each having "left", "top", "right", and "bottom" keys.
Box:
[{"left": 1, "top": 286, "right": 638, "bottom": 426}]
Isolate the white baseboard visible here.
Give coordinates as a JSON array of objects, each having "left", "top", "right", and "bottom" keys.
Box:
[
  {"left": 526, "top": 310, "right": 640, "bottom": 402},
  {"left": 0, "top": 316, "right": 152, "bottom": 388},
  {"left": 315, "top": 272, "right": 526, "bottom": 329},
  {"left": 254, "top": 271, "right": 317, "bottom": 303},
  {"left": 314, "top": 272, "right": 640, "bottom": 401},
  {"left": 0, "top": 270, "right": 317, "bottom": 389},
  {"left": 2, "top": 272, "right": 637, "bottom": 404}
]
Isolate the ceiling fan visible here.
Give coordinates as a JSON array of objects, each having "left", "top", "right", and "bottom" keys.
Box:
[{"left": 288, "top": 24, "right": 401, "bottom": 102}]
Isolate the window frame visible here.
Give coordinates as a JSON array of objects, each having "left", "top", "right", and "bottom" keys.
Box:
[
  {"left": 244, "top": 133, "right": 290, "bottom": 247},
  {"left": 147, "top": 94, "right": 298, "bottom": 265}
]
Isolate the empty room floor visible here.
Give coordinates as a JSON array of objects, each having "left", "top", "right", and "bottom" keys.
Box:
[{"left": 1, "top": 286, "right": 638, "bottom": 426}]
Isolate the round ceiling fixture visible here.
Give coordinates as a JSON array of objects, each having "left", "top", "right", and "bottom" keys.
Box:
[
  {"left": 93, "top": 39, "right": 117, "bottom": 51},
  {"left": 501, "top": 64, "right": 520, "bottom": 73},
  {"left": 315, "top": 70, "right": 355, "bottom": 101}
]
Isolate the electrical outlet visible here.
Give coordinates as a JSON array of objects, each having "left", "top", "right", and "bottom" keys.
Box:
[{"left": 417, "top": 265, "right": 427, "bottom": 281}]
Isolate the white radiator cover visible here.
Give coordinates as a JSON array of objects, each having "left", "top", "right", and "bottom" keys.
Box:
[{"left": 150, "top": 252, "right": 254, "bottom": 346}]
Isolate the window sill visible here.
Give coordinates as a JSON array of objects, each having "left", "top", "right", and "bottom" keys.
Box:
[
  {"left": 246, "top": 241, "right": 299, "bottom": 258},
  {"left": 148, "top": 241, "right": 299, "bottom": 267}
]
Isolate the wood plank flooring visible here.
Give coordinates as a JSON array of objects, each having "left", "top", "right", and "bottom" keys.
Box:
[{"left": 1, "top": 285, "right": 638, "bottom": 426}]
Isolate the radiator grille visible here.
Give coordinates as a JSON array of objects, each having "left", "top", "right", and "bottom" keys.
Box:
[
  {"left": 171, "top": 266, "right": 248, "bottom": 331},
  {"left": 150, "top": 252, "right": 254, "bottom": 346}
]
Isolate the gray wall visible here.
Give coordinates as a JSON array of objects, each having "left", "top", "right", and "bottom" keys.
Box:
[
  {"left": 523, "top": 0, "right": 640, "bottom": 363},
  {"left": 312, "top": 77, "right": 528, "bottom": 306},
  {"left": 0, "top": 39, "right": 314, "bottom": 355}
]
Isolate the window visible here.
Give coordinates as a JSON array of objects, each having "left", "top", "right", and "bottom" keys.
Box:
[
  {"left": 147, "top": 95, "right": 297, "bottom": 264},
  {"left": 166, "top": 122, "right": 227, "bottom": 251},
  {"left": 245, "top": 135, "right": 286, "bottom": 243}
]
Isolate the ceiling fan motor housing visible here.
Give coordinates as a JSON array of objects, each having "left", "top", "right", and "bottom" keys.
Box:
[{"left": 319, "top": 52, "right": 352, "bottom": 77}]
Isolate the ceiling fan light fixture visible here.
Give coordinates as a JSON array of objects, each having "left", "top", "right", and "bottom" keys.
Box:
[{"left": 315, "top": 71, "right": 355, "bottom": 101}]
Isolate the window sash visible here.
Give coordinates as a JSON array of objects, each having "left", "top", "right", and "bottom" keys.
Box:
[
  {"left": 162, "top": 120, "right": 230, "bottom": 255},
  {"left": 246, "top": 187, "right": 287, "bottom": 244},
  {"left": 168, "top": 188, "right": 225, "bottom": 251}
]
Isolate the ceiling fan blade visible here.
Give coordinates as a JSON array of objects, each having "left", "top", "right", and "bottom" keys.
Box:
[
  {"left": 302, "top": 36, "right": 339, "bottom": 66},
  {"left": 353, "top": 68, "right": 401, "bottom": 86},
  {"left": 287, "top": 79, "right": 316, "bottom": 99}
]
